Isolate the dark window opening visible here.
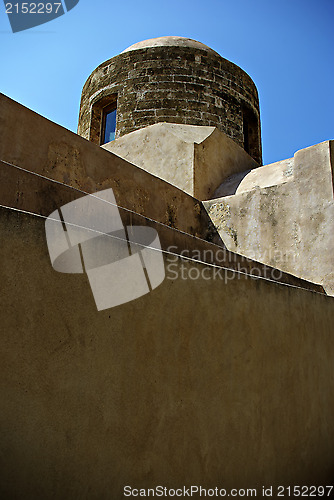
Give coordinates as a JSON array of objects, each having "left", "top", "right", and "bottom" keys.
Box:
[
  {"left": 101, "top": 104, "right": 117, "bottom": 144},
  {"left": 243, "top": 116, "right": 249, "bottom": 154},
  {"left": 89, "top": 94, "right": 117, "bottom": 145},
  {"left": 242, "top": 105, "right": 261, "bottom": 164}
]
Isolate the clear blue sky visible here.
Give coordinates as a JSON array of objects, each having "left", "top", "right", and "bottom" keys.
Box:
[{"left": 1, "top": 0, "right": 333, "bottom": 165}]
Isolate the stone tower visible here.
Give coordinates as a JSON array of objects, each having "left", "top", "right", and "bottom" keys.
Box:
[{"left": 78, "top": 36, "right": 262, "bottom": 165}]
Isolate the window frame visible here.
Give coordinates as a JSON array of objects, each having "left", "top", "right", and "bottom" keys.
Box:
[
  {"left": 89, "top": 93, "right": 118, "bottom": 145},
  {"left": 100, "top": 102, "right": 118, "bottom": 145}
]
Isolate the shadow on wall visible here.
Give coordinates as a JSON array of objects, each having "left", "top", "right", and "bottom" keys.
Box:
[{"left": 212, "top": 170, "right": 252, "bottom": 198}]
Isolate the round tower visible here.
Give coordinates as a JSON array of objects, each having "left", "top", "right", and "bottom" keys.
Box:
[{"left": 78, "top": 36, "right": 262, "bottom": 164}]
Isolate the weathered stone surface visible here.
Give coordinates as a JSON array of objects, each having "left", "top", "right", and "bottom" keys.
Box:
[
  {"left": 77, "top": 36, "right": 262, "bottom": 164},
  {"left": 204, "top": 141, "right": 334, "bottom": 295}
]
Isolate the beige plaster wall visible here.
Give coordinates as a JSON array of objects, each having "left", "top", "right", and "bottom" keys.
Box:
[
  {"left": 1, "top": 93, "right": 333, "bottom": 498},
  {"left": 102, "top": 123, "right": 257, "bottom": 200},
  {"left": 0, "top": 92, "right": 318, "bottom": 293},
  {"left": 0, "top": 94, "right": 214, "bottom": 242},
  {"left": 0, "top": 209, "right": 333, "bottom": 499},
  {"left": 204, "top": 141, "right": 334, "bottom": 295}
]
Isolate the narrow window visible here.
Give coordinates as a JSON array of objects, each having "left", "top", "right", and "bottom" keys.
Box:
[
  {"left": 90, "top": 94, "right": 117, "bottom": 145},
  {"left": 101, "top": 103, "right": 117, "bottom": 144},
  {"left": 242, "top": 105, "right": 261, "bottom": 163},
  {"left": 243, "top": 112, "right": 249, "bottom": 154}
]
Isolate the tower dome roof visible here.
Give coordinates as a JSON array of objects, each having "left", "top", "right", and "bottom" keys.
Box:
[{"left": 122, "top": 36, "right": 220, "bottom": 56}]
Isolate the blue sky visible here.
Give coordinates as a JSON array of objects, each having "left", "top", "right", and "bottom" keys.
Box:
[{"left": 0, "top": 0, "right": 333, "bottom": 165}]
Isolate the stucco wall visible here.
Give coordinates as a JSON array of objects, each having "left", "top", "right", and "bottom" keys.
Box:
[
  {"left": 0, "top": 93, "right": 213, "bottom": 241},
  {"left": 1, "top": 93, "right": 333, "bottom": 498},
  {"left": 0, "top": 209, "right": 333, "bottom": 499},
  {"left": 102, "top": 123, "right": 258, "bottom": 200},
  {"left": 204, "top": 141, "right": 334, "bottom": 295}
]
